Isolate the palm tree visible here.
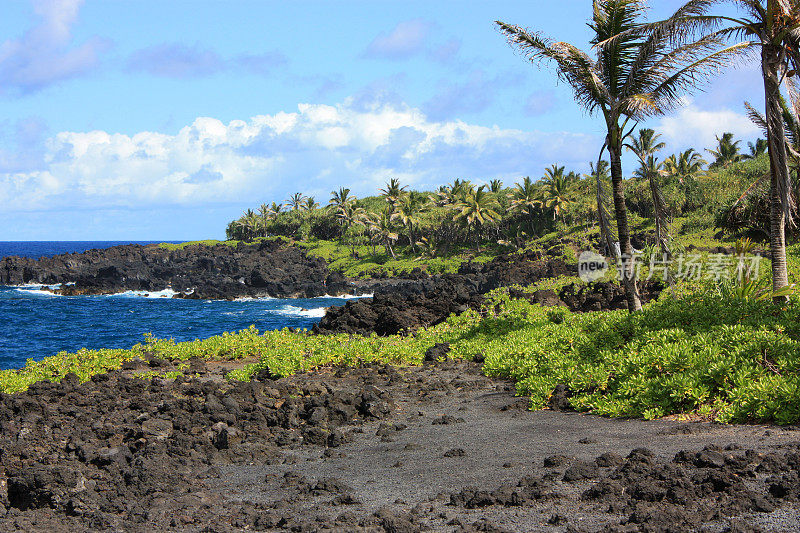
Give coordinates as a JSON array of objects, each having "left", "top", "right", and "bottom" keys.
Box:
[
  {"left": 627, "top": 129, "right": 671, "bottom": 255},
  {"left": 668, "top": 0, "right": 799, "bottom": 299},
  {"left": 267, "top": 202, "right": 284, "bottom": 221},
  {"left": 706, "top": 132, "right": 743, "bottom": 168},
  {"left": 744, "top": 138, "right": 768, "bottom": 159},
  {"left": 509, "top": 176, "right": 542, "bottom": 235},
  {"left": 455, "top": 185, "right": 501, "bottom": 251},
  {"left": 663, "top": 148, "right": 707, "bottom": 184},
  {"left": 489, "top": 179, "right": 504, "bottom": 193},
  {"left": 287, "top": 192, "right": 306, "bottom": 211},
  {"left": 367, "top": 210, "right": 399, "bottom": 259},
  {"left": 301, "top": 197, "right": 319, "bottom": 211},
  {"left": 497, "top": 1, "right": 742, "bottom": 311},
  {"left": 379, "top": 178, "right": 408, "bottom": 208},
  {"left": 588, "top": 159, "right": 616, "bottom": 255},
  {"left": 329, "top": 187, "right": 355, "bottom": 212},
  {"left": 392, "top": 192, "right": 428, "bottom": 251},
  {"left": 542, "top": 171, "right": 574, "bottom": 222},
  {"left": 543, "top": 164, "right": 566, "bottom": 184}
]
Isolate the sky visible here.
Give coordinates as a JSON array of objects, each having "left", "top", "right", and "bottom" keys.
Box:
[{"left": 0, "top": 0, "right": 765, "bottom": 240}]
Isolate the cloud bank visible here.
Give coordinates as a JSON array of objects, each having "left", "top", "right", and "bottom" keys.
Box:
[{"left": 0, "top": 100, "right": 599, "bottom": 213}]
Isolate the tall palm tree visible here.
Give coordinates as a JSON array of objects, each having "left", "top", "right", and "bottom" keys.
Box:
[
  {"left": 587, "top": 159, "right": 617, "bottom": 256},
  {"left": 706, "top": 132, "right": 743, "bottom": 168},
  {"left": 392, "top": 192, "right": 428, "bottom": 251},
  {"left": 267, "top": 202, "right": 284, "bottom": 221},
  {"left": 329, "top": 187, "right": 355, "bottom": 212},
  {"left": 301, "top": 197, "right": 319, "bottom": 212},
  {"left": 627, "top": 128, "right": 671, "bottom": 255},
  {"left": 663, "top": 148, "right": 707, "bottom": 184},
  {"left": 543, "top": 164, "right": 566, "bottom": 184},
  {"left": 497, "top": 1, "right": 742, "bottom": 311},
  {"left": 367, "top": 210, "right": 399, "bottom": 259},
  {"left": 668, "top": 0, "right": 799, "bottom": 299},
  {"left": 379, "top": 178, "right": 408, "bottom": 208},
  {"left": 509, "top": 176, "right": 542, "bottom": 236},
  {"left": 542, "top": 171, "right": 574, "bottom": 222},
  {"left": 744, "top": 137, "right": 768, "bottom": 159},
  {"left": 489, "top": 179, "right": 504, "bottom": 193},
  {"left": 287, "top": 192, "right": 306, "bottom": 211},
  {"left": 455, "top": 185, "right": 501, "bottom": 251}
]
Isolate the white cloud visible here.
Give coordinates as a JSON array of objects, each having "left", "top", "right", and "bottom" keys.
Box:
[
  {"left": 0, "top": 100, "right": 600, "bottom": 213},
  {"left": 657, "top": 100, "right": 760, "bottom": 152},
  {"left": 0, "top": 0, "right": 109, "bottom": 94}
]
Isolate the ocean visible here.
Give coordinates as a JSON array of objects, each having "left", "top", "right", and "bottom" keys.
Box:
[{"left": 0, "top": 241, "right": 363, "bottom": 370}]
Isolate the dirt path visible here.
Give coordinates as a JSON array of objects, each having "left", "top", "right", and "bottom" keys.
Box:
[{"left": 1, "top": 357, "right": 799, "bottom": 532}]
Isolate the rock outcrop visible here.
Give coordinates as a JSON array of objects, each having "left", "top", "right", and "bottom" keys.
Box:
[{"left": 0, "top": 240, "right": 353, "bottom": 300}]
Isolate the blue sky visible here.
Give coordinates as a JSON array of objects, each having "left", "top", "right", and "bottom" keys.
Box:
[{"left": 0, "top": 0, "right": 764, "bottom": 240}]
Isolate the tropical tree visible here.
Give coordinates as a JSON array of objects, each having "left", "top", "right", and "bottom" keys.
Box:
[
  {"left": 509, "top": 176, "right": 542, "bottom": 235},
  {"left": 542, "top": 170, "right": 574, "bottom": 222},
  {"left": 706, "top": 132, "right": 743, "bottom": 168},
  {"left": 745, "top": 137, "right": 768, "bottom": 159},
  {"left": 663, "top": 148, "right": 706, "bottom": 184},
  {"left": 301, "top": 197, "right": 319, "bottom": 211},
  {"left": 668, "top": 0, "right": 799, "bottom": 299},
  {"left": 286, "top": 192, "right": 306, "bottom": 210},
  {"left": 497, "top": 0, "right": 743, "bottom": 311},
  {"left": 627, "top": 129, "right": 671, "bottom": 255},
  {"left": 367, "top": 210, "right": 399, "bottom": 259},
  {"left": 392, "top": 192, "right": 428, "bottom": 251},
  {"left": 587, "top": 159, "right": 617, "bottom": 255},
  {"left": 379, "top": 178, "right": 408, "bottom": 208},
  {"left": 489, "top": 179, "right": 504, "bottom": 193},
  {"left": 455, "top": 185, "right": 501, "bottom": 250},
  {"left": 329, "top": 187, "right": 355, "bottom": 212}
]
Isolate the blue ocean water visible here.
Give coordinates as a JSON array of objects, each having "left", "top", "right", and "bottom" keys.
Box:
[{"left": 0, "top": 242, "right": 364, "bottom": 370}]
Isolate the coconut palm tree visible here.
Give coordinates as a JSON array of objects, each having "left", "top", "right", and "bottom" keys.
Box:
[
  {"left": 455, "top": 185, "right": 501, "bottom": 251},
  {"left": 497, "top": 0, "right": 743, "bottom": 311},
  {"left": 267, "top": 202, "right": 284, "bottom": 221},
  {"left": 286, "top": 192, "right": 306, "bottom": 211},
  {"left": 509, "top": 176, "right": 542, "bottom": 236},
  {"left": 744, "top": 137, "right": 768, "bottom": 159},
  {"left": 379, "top": 178, "right": 408, "bottom": 208},
  {"left": 367, "top": 210, "right": 399, "bottom": 259},
  {"left": 588, "top": 159, "right": 617, "bottom": 255},
  {"left": 706, "top": 132, "right": 744, "bottom": 168},
  {"left": 542, "top": 171, "right": 574, "bottom": 222},
  {"left": 627, "top": 129, "right": 671, "bottom": 255},
  {"left": 301, "top": 197, "right": 319, "bottom": 212},
  {"left": 329, "top": 187, "right": 355, "bottom": 212},
  {"left": 667, "top": 0, "right": 800, "bottom": 299},
  {"left": 663, "top": 148, "right": 707, "bottom": 184},
  {"left": 392, "top": 192, "right": 428, "bottom": 251}
]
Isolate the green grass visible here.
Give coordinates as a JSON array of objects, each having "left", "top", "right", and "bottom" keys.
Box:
[{"left": 297, "top": 238, "right": 495, "bottom": 278}]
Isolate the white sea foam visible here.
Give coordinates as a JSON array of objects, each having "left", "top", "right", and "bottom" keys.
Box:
[
  {"left": 314, "top": 292, "right": 373, "bottom": 299},
  {"left": 15, "top": 287, "right": 60, "bottom": 297},
  {"left": 105, "top": 288, "right": 179, "bottom": 299},
  {"left": 233, "top": 295, "right": 276, "bottom": 302},
  {"left": 273, "top": 305, "right": 327, "bottom": 318}
]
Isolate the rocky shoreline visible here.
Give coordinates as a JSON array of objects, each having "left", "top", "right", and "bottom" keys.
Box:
[
  {"left": 1, "top": 356, "right": 798, "bottom": 532},
  {"left": 0, "top": 240, "right": 358, "bottom": 300}
]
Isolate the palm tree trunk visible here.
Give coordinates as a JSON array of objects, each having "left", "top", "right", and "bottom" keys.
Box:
[
  {"left": 608, "top": 135, "right": 642, "bottom": 312},
  {"left": 762, "top": 44, "right": 790, "bottom": 301}
]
